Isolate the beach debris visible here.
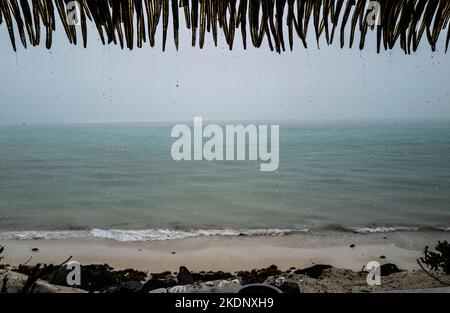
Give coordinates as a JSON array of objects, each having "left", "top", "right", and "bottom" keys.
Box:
[
  {"left": 119, "top": 280, "right": 143, "bottom": 293},
  {"left": 44, "top": 263, "right": 147, "bottom": 292},
  {"left": 102, "top": 286, "right": 119, "bottom": 294},
  {"left": 81, "top": 265, "right": 117, "bottom": 291},
  {"left": 151, "top": 271, "right": 173, "bottom": 279},
  {"left": 142, "top": 278, "right": 172, "bottom": 293},
  {"left": 192, "top": 270, "right": 234, "bottom": 282},
  {"left": 48, "top": 264, "right": 114, "bottom": 291},
  {"left": 142, "top": 271, "right": 178, "bottom": 292},
  {"left": 115, "top": 268, "right": 148, "bottom": 282},
  {"left": 416, "top": 241, "right": 450, "bottom": 286},
  {"left": 4, "top": 261, "right": 450, "bottom": 293},
  {"left": 238, "top": 283, "right": 282, "bottom": 294},
  {"left": 420, "top": 241, "right": 450, "bottom": 275},
  {"left": 168, "top": 279, "right": 242, "bottom": 293},
  {"left": 269, "top": 281, "right": 300, "bottom": 294},
  {"left": 294, "top": 264, "right": 333, "bottom": 279},
  {"left": 0, "top": 269, "right": 86, "bottom": 293},
  {"left": 237, "top": 265, "right": 282, "bottom": 285},
  {"left": 18, "top": 255, "right": 71, "bottom": 276},
  {"left": 21, "top": 263, "right": 42, "bottom": 293},
  {"left": 1, "top": 275, "right": 8, "bottom": 293},
  {"left": 177, "top": 266, "right": 194, "bottom": 285},
  {"left": 149, "top": 287, "right": 168, "bottom": 293},
  {"left": 143, "top": 270, "right": 236, "bottom": 293},
  {"left": 22, "top": 256, "right": 33, "bottom": 266},
  {"left": 274, "top": 276, "right": 285, "bottom": 287},
  {"left": 380, "top": 263, "right": 402, "bottom": 277}
]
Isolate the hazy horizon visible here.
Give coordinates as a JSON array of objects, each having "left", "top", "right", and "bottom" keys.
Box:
[
  {"left": 2, "top": 116, "right": 450, "bottom": 126},
  {"left": 1, "top": 15, "right": 449, "bottom": 125}
]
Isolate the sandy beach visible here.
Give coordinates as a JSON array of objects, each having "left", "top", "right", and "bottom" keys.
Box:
[
  {"left": 2, "top": 230, "right": 449, "bottom": 272},
  {"left": 2, "top": 230, "right": 450, "bottom": 293}
]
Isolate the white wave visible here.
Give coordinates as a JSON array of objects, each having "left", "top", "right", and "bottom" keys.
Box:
[
  {"left": 0, "top": 230, "right": 90, "bottom": 240},
  {"left": 90, "top": 228, "right": 298, "bottom": 241},
  {"left": 438, "top": 226, "right": 450, "bottom": 232},
  {"left": 0, "top": 227, "right": 302, "bottom": 242},
  {"left": 352, "top": 226, "right": 420, "bottom": 234}
]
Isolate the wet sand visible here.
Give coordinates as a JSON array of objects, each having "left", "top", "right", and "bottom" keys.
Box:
[{"left": 2, "top": 230, "right": 449, "bottom": 272}]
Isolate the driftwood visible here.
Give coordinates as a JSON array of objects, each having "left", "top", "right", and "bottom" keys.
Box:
[
  {"left": 0, "top": 245, "right": 6, "bottom": 293},
  {"left": 0, "top": 0, "right": 448, "bottom": 53},
  {"left": 22, "top": 255, "right": 33, "bottom": 266},
  {"left": 19, "top": 255, "right": 72, "bottom": 293},
  {"left": 20, "top": 263, "right": 42, "bottom": 293},
  {"left": 1, "top": 275, "right": 8, "bottom": 293}
]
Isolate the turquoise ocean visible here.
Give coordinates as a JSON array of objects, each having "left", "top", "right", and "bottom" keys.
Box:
[{"left": 0, "top": 119, "right": 449, "bottom": 241}]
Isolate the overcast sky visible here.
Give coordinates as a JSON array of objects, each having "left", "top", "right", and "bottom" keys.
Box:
[{"left": 0, "top": 18, "right": 449, "bottom": 124}]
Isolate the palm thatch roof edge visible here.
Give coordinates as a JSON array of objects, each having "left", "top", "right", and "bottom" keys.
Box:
[{"left": 0, "top": 0, "right": 449, "bottom": 53}]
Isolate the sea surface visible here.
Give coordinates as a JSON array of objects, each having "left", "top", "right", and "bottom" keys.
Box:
[{"left": 1, "top": 119, "right": 450, "bottom": 241}]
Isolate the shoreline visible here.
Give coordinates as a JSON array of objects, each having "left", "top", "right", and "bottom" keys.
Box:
[
  {"left": 2, "top": 230, "right": 450, "bottom": 272},
  {"left": 2, "top": 230, "right": 450, "bottom": 293}
]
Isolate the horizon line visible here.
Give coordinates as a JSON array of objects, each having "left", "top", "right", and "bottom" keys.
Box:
[{"left": 1, "top": 116, "right": 450, "bottom": 127}]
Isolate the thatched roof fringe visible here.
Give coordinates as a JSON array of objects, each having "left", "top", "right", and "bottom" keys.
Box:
[{"left": 0, "top": 0, "right": 449, "bottom": 53}]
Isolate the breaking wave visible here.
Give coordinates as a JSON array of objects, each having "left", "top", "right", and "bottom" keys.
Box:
[
  {"left": 1, "top": 224, "right": 447, "bottom": 241},
  {"left": 351, "top": 226, "right": 420, "bottom": 234},
  {"left": 327, "top": 225, "right": 450, "bottom": 234},
  {"left": 0, "top": 227, "right": 305, "bottom": 241}
]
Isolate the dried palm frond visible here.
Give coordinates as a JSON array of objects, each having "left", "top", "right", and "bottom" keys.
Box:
[{"left": 0, "top": 0, "right": 449, "bottom": 53}]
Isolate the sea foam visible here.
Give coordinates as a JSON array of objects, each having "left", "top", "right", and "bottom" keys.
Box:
[
  {"left": 351, "top": 226, "right": 420, "bottom": 234},
  {"left": 0, "top": 227, "right": 303, "bottom": 241}
]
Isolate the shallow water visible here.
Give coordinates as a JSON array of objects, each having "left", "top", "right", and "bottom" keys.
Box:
[{"left": 1, "top": 119, "right": 450, "bottom": 240}]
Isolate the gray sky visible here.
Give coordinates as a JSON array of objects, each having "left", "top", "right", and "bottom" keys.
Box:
[{"left": 0, "top": 20, "right": 449, "bottom": 124}]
